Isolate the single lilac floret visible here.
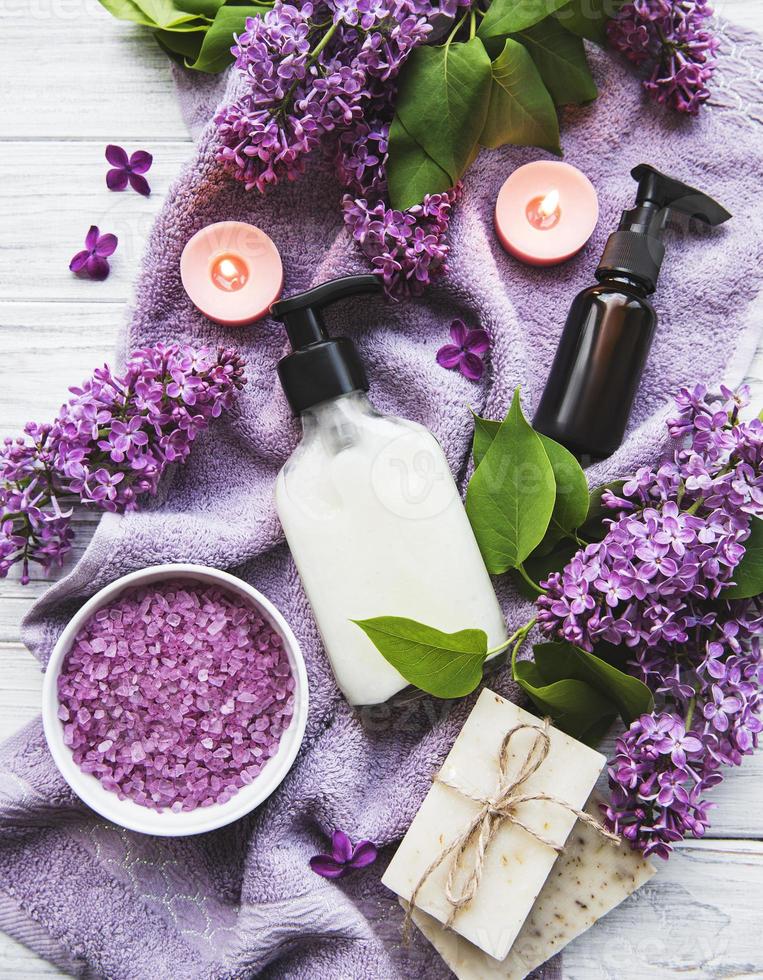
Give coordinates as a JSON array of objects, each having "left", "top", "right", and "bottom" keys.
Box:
[
  {"left": 309, "top": 829, "right": 378, "bottom": 878},
  {"left": 105, "top": 144, "right": 153, "bottom": 196},
  {"left": 435, "top": 318, "right": 490, "bottom": 381},
  {"left": 69, "top": 226, "right": 118, "bottom": 281}
]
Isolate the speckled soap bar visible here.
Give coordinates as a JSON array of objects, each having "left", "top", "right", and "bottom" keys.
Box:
[
  {"left": 404, "top": 796, "right": 656, "bottom": 979},
  {"left": 381, "top": 690, "right": 606, "bottom": 961}
]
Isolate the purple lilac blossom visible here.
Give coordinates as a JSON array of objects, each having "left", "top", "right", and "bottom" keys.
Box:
[
  {"left": 536, "top": 385, "right": 762, "bottom": 858},
  {"left": 607, "top": 0, "right": 719, "bottom": 114},
  {"left": 105, "top": 144, "right": 153, "bottom": 196},
  {"left": 0, "top": 346, "right": 246, "bottom": 584},
  {"left": 214, "top": 0, "right": 462, "bottom": 294},
  {"left": 338, "top": 118, "right": 462, "bottom": 295},
  {"left": 214, "top": 0, "right": 430, "bottom": 193},
  {"left": 309, "top": 829, "right": 378, "bottom": 878},
  {"left": 57, "top": 580, "right": 295, "bottom": 812},
  {"left": 435, "top": 318, "right": 490, "bottom": 381},
  {"left": 69, "top": 226, "right": 118, "bottom": 281}
]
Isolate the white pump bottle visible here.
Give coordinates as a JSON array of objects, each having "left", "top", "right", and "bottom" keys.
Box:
[{"left": 272, "top": 277, "right": 507, "bottom": 706}]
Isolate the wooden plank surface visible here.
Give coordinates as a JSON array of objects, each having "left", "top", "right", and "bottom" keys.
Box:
[
  {"left": 0, "top": 145, "right": 194, "bottom": 303},
  {"left": 562, "top": 840, "right": 763, "bottom": 979},
  {"left": 1, "top": 0, "right": 762, "bottom": 977},
  {"left": 0, "top": 2, "right": 189, "bottom": 141}
]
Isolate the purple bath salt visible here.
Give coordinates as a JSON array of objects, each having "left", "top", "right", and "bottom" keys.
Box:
[{"left": 57, "top": 580, "right": 296, "bottom": 812}]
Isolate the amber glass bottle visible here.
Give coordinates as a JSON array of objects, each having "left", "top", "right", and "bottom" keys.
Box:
[
  {"left": 533, "top": 164, "right": 731, "bottom": 460},
  {"left": 533, "top": 274, "right": 655, "bottom": 459}
]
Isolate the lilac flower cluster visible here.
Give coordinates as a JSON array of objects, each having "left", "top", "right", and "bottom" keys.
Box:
[
  {"left": 339, "top": 118, "right": 460, "bottom": 293},
  {"left": 607, "top": 0, "right": 720, "bottom": 114},
  {"left": 214, "top": 0, "right": 430, "bottom": 193},
  {"left": 214, "top": 0, "right": 463, "bottom": 293},
  {"left": 0, "top": 346, "right": 246, "bottom": 584},
  {"left": 537, "top": 385, "right": 762, "bottom": 857}
]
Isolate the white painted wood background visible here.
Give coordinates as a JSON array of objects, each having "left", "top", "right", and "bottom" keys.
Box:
[{"left": 0, "top": 1, "right": 761, "bottom": 977}]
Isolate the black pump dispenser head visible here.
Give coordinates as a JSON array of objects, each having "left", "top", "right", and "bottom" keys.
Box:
[
  {"left": 596, "top": 164, "right": 731, "bottom": 293},
  {"left": 271, "top": 274, "right": 383, "bottom": 415}
]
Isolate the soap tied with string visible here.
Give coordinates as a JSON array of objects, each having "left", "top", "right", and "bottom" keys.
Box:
[{"left": 382, "top": 690, "right": 607, "bottom": 962}]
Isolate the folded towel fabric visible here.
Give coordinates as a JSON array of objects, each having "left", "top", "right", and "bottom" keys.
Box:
[{"left": 1, "top": 20, "right": 762, "bottom": 980}]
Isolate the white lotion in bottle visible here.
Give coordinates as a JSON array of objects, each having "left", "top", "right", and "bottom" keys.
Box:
[{"left": 272, "top": 276, "right": 507, "bottom": 706}]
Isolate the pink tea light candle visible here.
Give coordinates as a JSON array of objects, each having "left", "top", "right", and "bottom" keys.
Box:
[
  {"left": 180, "top": 220, "right": 283, "bottom": 326},
  {"left": 495, "top": 161, "right": 599, "bottom": 266}
]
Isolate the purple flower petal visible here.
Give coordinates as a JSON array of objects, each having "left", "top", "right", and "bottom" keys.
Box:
[
  {"left": 106, "top": 168, "right": 129, "bottom": 192},
  {"left": 436, "top": 345, "right": 463, "bottom": 370},
  {"left": 129, "top": 150, "right": 153, "bottom": 174},
  {"left": 84, "top": 225, "right": 100, "bottom": 251},
  {"left": 449, "top": 318, "right": 468, "bottom": 347},
  {"left": 69, "top": 249, "right": 91, "bottom": 273},
  {"left": 331, "top": 829, "right": 353, "bottom": 864},
  {"left": 105, "top": 144, "right": 129, "bottom": 168},
  {"left": 349, "top": 840, "right": 378, "bottom": 868},
  {"left": 85, "top": 255, "right": 110, "bottom": 281},
  {"left": 128, "top": 172, "right": 151, "bottom": 197},
  {"left": 309, "top": 854, "right": 347, "bottom": 879},
  {"left": 460, "top": 352, "right": 485, "bottom": 382},
  {"left": 463, "top": 328, "right": 490, "bottom": 355},
  {"left": 95, "top": 234, "right": 118, "bottom": 257}
]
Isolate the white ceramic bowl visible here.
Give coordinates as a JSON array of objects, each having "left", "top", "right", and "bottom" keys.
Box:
[{"left": 42, "top": 563, "right": 308, "bottom": 836}]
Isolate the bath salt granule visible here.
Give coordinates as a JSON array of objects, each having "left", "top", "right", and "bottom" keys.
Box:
[{"left": 57, "top": 580, "right": 295, "bottom": 812}]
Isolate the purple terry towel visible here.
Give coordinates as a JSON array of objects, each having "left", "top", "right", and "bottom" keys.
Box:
[{"left": 1, "top": 19, "right": 762, "bottom": 980}]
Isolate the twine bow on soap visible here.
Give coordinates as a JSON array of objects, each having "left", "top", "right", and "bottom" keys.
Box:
[{"left": 404, "top": 719, "right": 621, "bottom": 936}]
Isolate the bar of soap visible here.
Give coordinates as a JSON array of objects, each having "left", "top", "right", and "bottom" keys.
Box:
[
  {"left": 404, "top": 797, "right": 656, "bottom": 979},
  {"left": 382, "top": 690, "right": 606, "bottom": 961}
]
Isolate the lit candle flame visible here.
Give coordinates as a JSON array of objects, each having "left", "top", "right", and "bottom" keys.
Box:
[
  {"left": 537, "top": 189, "right": 560, "bottom": 219},
  {"left": 210, "top": 253, "right": 249, "bottom": 292},
  {"left": 217, "top": 257, "right": 239, "bottom": 282}
]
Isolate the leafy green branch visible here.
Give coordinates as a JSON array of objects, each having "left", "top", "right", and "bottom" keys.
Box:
[
  {"left": 353, "top": 389, "right": 653, "bottom": 746},
  {"left": 387, "top": 0, "right": 607, "bottom": 210},
  {"left": 98, "top": 0, "right": 275, "bottom": 72}
]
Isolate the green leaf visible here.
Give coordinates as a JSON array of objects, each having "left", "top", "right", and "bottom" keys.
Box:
[
  {"left": 393, "top": 38, "right": 492, "bottom": 185},
  {"left": 479, "top": 39, "right": 561, "bottom": 155},
  {"left": 180, "top": 0, "right": 225, "bottom": 15},
  {"left": 97, "top": 0, "right": 160, "bottom": 26},
  {"left": 537, "top": 433, "right": 589, "bottom": 543},
  {"left": 465, "top": 389, "right": 556, "bottom": 574},
  {"left": 471, "top": 415, "right": 588, "bottom": 555},
  {"left": 479, "top": 0, "right": 569, "bottom": 40},
  {"left": 352, "top": 617, "right": 488, "bottom": 699},
  {"left": 99, "top": 0, "right": 212, "bottom": 28},
  {"left": 578, "top": 480, "right": 625, "bottom": 542},
  {"left": 513, "top": 659, "right": 616, "bottom": 745},
  {"left": 387, "top": 115, "right": 453, "bottom": 212},
  {"left": 554, "top": 0, "right": 626, "bottom": 45},
  {"left": 514, "top": 640, "right": 654, "bottom": 744},
  {"left": 538, "top": 642, "right": 653, "bottom": 726},
  {"left": 471, "top": 411, "right": 500, "bottom": 470},
  {"left": 186, "top": 3, "right": 269, "bottom": 71},
  {"left": 137, "top": 0, "right": 205, "bottom": 27},
  {"left": 155, "top": 26, "right": 205, "bottom": 61},
  {"left": 514, "top": 18, "right": 598, "bottom": 105},
  {"left": 723, "top": 517, "right": 763, "bottom": 599},
  {"left": 513, "top": 538, "right": 578, "bottom": 598}
]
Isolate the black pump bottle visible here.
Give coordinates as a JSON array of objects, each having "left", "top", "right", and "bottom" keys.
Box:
[{"left": 532, "top": 164, "right": 731, "bottom": 460}]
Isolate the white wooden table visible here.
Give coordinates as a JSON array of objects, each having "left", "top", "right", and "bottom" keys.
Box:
[{"left": 0, "top": 2, "right": 761, "bottom": 977}]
